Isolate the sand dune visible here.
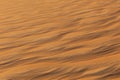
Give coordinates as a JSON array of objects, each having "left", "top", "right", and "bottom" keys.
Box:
[{"left": 0, "top": 0, "right": 120, "bottom": 80}]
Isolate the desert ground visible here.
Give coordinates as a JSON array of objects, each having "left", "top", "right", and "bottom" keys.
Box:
[{"left": 0, "top": 0, "right": 120, "bottom": 80}]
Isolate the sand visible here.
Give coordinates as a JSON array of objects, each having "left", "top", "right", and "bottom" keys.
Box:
[{"left": 0, "top": 0, "right": 120, "bottom": 80}]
